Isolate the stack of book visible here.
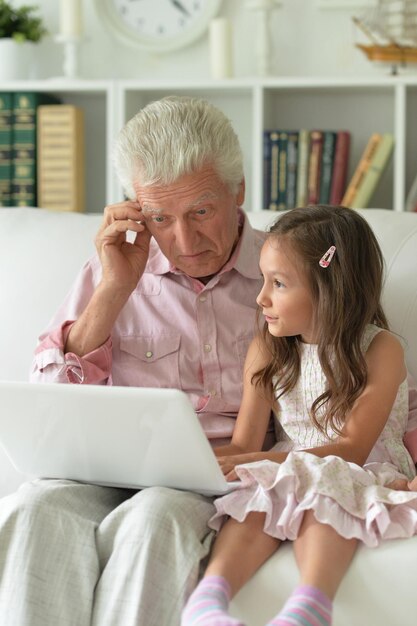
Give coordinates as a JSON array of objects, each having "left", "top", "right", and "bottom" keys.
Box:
[
  {"left": 0, "top": 94, "right": 12, "bottom": 207},
  {"left": 0, "top": 92, "right": 85, "bottom": 211},
  {"left": 0, "top": 92, "right": 61, "bottom": 207},
  {"left": 37, "top": 105, "right": 85, "bottom": 213},
  {"left": 263, "top": 129, "right": 351, "bottom": 211}
]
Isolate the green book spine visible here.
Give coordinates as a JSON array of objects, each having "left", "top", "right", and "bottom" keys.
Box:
[
  {"left": 296, "top": 129, "right": 310, "bottom": 207},
  {"left": 285, "top": 131, "right": 299, "bottom": 209},
  {"left": 269, "top": 131, "right": 280, "bottom": 210},
  {"left": 12, "top": 92, "right": 60, "bottom": 206},
  {"left": 277, "top": 131, "right": 288, "bottom": 210},
  {"left": 319, "top": 131, "right": 337, "bottom": 204},
  {"left": 0, "top": 93, "right": 13, "bottom": 207},
  {"left": 263, "top": 130, "right": 272, "bottom": 210},
  {"left": 351, "top": 134, "right": 395, "bottom": 209}
]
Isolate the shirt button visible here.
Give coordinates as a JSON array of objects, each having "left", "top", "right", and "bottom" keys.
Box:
[
  {"left": 209, "top": 390, "right": 217, "bottom": 397},
  {"left": 199, "top": 295, "right": 207, "bottom": 302},
  {"left": 145, "top": 351, "right": 153, "bottom": 358},
  {"left": 204, "top": 344, "right": 211, "bottom": 352}
]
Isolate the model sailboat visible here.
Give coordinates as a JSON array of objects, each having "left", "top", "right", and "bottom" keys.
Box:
[{"left": 353, "top": 0, "right": 417, "bottom": 71}]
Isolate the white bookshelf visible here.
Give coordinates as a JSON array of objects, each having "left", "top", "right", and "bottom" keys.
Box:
[{"left": 2, "top": 76, "right": 417, "bottom": 212}]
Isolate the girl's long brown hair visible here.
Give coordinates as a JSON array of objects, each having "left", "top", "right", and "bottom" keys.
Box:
[{"left": 253, "top": 205, "right": 389, "bottom": 437}]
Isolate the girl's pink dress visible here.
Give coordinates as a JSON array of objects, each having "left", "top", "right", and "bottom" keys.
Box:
[{"left": 209, "top": 325, "right": 417, "bottom": 547}]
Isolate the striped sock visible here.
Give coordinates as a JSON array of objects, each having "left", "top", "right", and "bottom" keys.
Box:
[
  {"left": 267, "top": 585, "right": 332, "bottom": 626},
  {"left": 181, "top": 575, "right": 245, "bottom": 626}
]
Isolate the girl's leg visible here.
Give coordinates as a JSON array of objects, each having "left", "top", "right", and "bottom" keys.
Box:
[
  {"left": 206, "top": 512, "right": 281, "bottom": 595},
  {"left": 267, "top": 510, "right": 358, "bottom": 626},
  {"left": 295, "top": 509, "right": 358, "bottom": 599},
  {"left": 181, "top": 512, "right": 280, "bottom": 626}
]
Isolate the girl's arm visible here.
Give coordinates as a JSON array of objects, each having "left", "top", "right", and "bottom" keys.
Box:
[
  {"left": 218, "top": 330, "right": 407, "bottom": 478},
  {"left": 214, "top": 335, "right": 273, "bottom": 458}
]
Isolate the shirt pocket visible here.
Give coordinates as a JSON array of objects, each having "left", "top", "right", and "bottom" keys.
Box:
[
  {"left": 235, "top": 334, "right": 253, "bottom": 369},
  {"left": 119, "top": 333, "right": 181, "bottom": 388}
]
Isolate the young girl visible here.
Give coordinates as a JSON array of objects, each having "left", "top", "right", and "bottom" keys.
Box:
[{"left": 181, "top": 205, "right": 417, "bottom": 626}]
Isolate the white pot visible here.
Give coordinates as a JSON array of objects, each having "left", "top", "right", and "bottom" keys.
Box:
[{"left": 0, "top": 38, "right": 36, "bottom": 81}]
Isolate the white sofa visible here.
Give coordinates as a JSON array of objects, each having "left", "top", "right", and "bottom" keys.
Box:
[{"left": 1, "top": 207, "right": 417, "bottom": 626}]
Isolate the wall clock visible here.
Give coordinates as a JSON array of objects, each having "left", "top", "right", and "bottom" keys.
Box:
[{"left": 95, "top": 0, "right": 223, "bottom": 53}]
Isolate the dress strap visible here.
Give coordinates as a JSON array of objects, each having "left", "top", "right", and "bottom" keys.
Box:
[{"left": 360, "top": 324, "right": 383, "bottom": 353}]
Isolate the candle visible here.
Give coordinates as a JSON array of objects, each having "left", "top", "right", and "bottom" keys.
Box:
[
  {"left": 209, "top": 18, "right": 233, "bottom": 79},
  {"left": 59, "top": 0, "right": 83, "bottom": 38}
]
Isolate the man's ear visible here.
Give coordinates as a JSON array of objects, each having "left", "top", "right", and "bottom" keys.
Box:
[{"left": 236, "top": 178, "right": 245, "bottom": 206}]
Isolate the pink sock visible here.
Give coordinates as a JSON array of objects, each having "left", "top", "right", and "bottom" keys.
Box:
[
  {"left": 267, "top": 585, "right": 332, "bottom": 626},
  {"left": 181, "top": 575, "right": 245, "bottom": 626}
]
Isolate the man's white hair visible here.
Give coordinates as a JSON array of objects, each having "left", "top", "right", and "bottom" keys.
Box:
[{"left": 112, "top": 95, "right": 244, "bottom": 199}]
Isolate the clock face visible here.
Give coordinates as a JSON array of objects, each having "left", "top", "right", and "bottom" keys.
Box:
[{"left": 97, "top": 0, "right": 223, "bottom": 52}]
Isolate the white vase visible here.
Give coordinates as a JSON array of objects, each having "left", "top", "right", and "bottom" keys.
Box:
[{"left": 0, "top": 38, "right": 35, "bottom": 81}]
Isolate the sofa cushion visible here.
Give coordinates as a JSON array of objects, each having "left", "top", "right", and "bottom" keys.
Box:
[{"left": 0, "top": 208, "right": 100, "bottom": 382}]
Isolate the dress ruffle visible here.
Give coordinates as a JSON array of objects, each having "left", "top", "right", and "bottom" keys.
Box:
[{"left": 209, "top": 452, "right": 417, "bottom": 548}]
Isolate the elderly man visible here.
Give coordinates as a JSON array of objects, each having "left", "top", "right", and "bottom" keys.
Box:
[{"left": 0, "top": 96, "right": 267, "bottom": 626}]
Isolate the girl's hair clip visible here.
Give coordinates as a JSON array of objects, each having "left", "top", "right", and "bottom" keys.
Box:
[{"left": 319, "top": 245, "right": 336, "bottom": 268}]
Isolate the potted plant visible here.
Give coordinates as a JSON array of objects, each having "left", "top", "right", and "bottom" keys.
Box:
[{"left": 0, "top": 0, "right": 48, "bottom": 80}]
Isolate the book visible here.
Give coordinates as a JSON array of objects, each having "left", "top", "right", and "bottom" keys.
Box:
[
  {"left": 285, "top": 131, "right": 298, "bottom": 209},
  {"left": 296, "top": 129, "right": 310, "bottom": 207},
  {"left": 0, "top": 93, "right": 13, "bottom": 207},
  {"left": 307, "top": 130, "right": 324, "bottom": 204},
  {"left": 318, "top": 131, "right": 337, "bottom": 204},
  {"left": 37, "top": 104, "right": 85, "bottom": 212},
  {"left": 350, "top": 133, "right": 394, "bottom": 209},
  {"left": 268, "top": 130, "right": 280, "bottom": 210},
  {"left": 277, "top": 131, "right": 288, "bottom": 210},
  {"left": 263, "top": 130, "right": 272, "bottom": 210},
  {"left": 12, "top": 92, "right": 60, "bottom": 207},
  {"left": 341, "top": 133, "right": 382, "bottom": 207},
  {"left": 405, "top": 170, "right": 417, "bottom": 212},
  {"left": 329, "top": 131, "right": 351, "bottom": 205}
]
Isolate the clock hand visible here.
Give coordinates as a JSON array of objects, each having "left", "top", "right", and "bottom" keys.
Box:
[{"left": 170, "top": 0, "right": 191, "bottom": 18}]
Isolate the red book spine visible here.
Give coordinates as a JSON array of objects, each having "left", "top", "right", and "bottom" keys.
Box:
[{"left": 329, "top": 131, "right": 351, "bottom": 205}]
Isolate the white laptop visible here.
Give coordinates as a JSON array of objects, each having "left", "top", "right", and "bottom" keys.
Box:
[{"left": 0, "top": 381, "right": 241, "bottom": 496}]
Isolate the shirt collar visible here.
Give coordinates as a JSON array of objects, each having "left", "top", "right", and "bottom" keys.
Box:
[
  {"left": 223, "top": 209, "right": 264, "bottom": 279},
  {"left": 145, "top": 209, "right": 263, "bottom": 280}
]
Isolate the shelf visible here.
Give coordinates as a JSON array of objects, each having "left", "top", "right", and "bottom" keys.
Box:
[
  {"left": 2, "top": 77, "right": 416, "bottom": 212},
  {"left": 0, "top": 80, "right": 114, "bottom": 212}
]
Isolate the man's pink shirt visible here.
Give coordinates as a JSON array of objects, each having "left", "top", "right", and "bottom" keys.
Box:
[{"left": 31, "top": 212, "right": 266, "bottom": 444}]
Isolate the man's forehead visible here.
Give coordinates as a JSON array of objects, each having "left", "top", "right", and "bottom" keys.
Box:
[
  {"left": 141, "top": 206, "right": 163, "bottom": 215},
  {"left": 141, "top": 191, "right": 219, "bottom": 214}
]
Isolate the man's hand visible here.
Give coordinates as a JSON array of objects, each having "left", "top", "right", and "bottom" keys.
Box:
[
  {"left": 96, "top": 201, "right": 152, "bottom": 295},
  {"left": 64, "top": 201, "right": 152, "bottom": 357}
]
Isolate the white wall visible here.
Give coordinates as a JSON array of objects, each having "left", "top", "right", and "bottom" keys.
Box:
[{"left": 22, "top": 0, "right": 388, "bottom": 81}]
